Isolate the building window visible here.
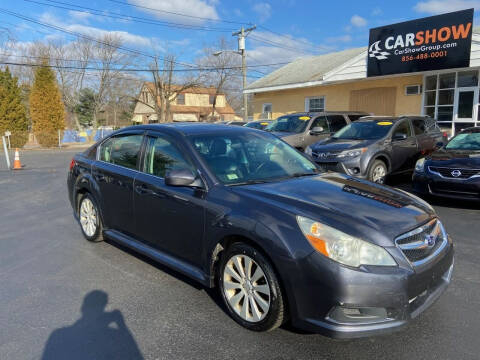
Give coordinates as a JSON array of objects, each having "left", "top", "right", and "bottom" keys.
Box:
[
  {"left": 423, "top": 70, "right": 480, "bottom": 134},
  {"left": 209, "top": 95, "right": 216, "bottom": 105},
  {"left": 405, "top": 85, "right": 421, "bottom": 95},
  {"left": 262, "top": 103, "right": 272, "bottom": 113},
  {"left": 305, "top": 97, "right": 325, "bottom": 112},
  {"left": 177, "top": 93, "right": 185, "bottom": 105}
]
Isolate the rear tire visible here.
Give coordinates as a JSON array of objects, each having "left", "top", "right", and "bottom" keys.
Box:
[
  {"left": 219, "top": 243, "right": 286, "bottom": 332},
  {"left": 367, "top": 159, "right": 387, "bottom": 184},
  {"left": 78, "top": 193, "right": 104, "bottom": 242}
]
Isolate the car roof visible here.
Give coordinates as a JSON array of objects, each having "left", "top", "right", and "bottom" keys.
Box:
[
  {"left": 117, "top": 122, "right": 260, "bottom": 136},
  {"left": 459, "top": 126, "right": 480, "bottom": 133},
  {"left": 279, "top": 111, "right": 369, "bottom": 117},
  {"left": 354, "top": 115, "right": 431, "bottom": 123}
]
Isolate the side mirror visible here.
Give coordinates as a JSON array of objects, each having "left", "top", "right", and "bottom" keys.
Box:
[
  {"left": 392, "top": 133, "right": 407, "bottom": 141},
  {"left": 309, "top": 126, "right": 324, "bottom": 135},
  {"left": 165, "top": 169, "right": 203, "bottom": 188}
]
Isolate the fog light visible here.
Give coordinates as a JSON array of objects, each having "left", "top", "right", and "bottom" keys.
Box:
[
  {"left": 349, "top": 167, "right": 360, "bottom": 175},
  {"left": 327, "top": 306, "right": 390, "bottom": 325}
]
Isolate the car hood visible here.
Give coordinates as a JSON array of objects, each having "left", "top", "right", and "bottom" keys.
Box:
[
  {"left": 232, "top": 174, "right": 435, "bottom": 247},
  {"left": 311, "top": 138, "right": 376, "bottom": 151},
  {"left": 427, "top": 148, "right": 480, "bottom": 168}
]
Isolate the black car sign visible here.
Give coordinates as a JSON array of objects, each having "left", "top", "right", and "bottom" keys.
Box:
[{"left": 367, "top": 9, "right": 473, "bottom": 77}]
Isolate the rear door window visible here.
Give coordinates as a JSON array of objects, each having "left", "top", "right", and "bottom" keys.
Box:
[
  {"left": 327, "top": 115, "right": 348, "bottom": 132},
  {"left": 411, "top": 119, "right": 426, "bottom": 135},
  {"left": 143, "top": 136, "right": 194, "bottom": 178},
  {"left": 100, "top": 134, "right": 143, "bottom": 170}
]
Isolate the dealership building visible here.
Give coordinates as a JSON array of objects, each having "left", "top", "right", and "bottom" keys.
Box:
[{"left": 246, "top": 10, "right": 478, "bottom": 134}]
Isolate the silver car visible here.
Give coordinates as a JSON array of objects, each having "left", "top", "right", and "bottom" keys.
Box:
[{"left": 265, "top": 112, "right": 369, "bottom": 151}]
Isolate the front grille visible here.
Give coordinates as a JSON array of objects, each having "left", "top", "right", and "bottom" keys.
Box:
[
  {"left": 395, "top": 219, "right": 447, "bottom": 265},
  {"left": 316, "top": 162, "right": 343, "bottom": 173},
  {"left": 428, "top": 166, "right": 480, "bottom": 179},
  {"left": 312, "top": 150, "right": 341, "bottom": 160}
]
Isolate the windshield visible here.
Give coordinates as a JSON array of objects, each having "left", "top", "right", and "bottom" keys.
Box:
[
  {"left": 265, "top": 115, "right": 310, "bottom": 133},
  {"left": 189, "top": 132, "right": 319, "bottom": 185},
  {"left": 445, "top": 132, "right": 480, "bottom": 150},
  {"left": 333, "top": 121, "right": 392, "bottom": 140}
]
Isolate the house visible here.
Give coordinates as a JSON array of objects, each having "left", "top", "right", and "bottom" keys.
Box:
[
  {"left": 245, "top": 25, "right": 480, "bottom": 135},
  {"left": 132, "top": 82, "right": 236, "bottom": 123}
]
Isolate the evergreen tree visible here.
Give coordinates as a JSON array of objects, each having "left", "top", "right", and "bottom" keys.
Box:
[
  {"left": 0, "top": 67, "right": 28, "bottom": 147},
  {"left": 29, "top": 63, "right": 65, "bottom": 147},
  {"left": 74, "top": 88, "right": 96, "bottom": 127}
]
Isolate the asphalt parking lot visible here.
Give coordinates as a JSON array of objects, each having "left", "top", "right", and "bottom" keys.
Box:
[{"left": 0, "top": 149, "right": 479, "bottom": 360}]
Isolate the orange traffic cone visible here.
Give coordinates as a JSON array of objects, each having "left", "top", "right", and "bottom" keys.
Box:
[{"left": 13, "top": 148, "right": 23, "bottom": 170}]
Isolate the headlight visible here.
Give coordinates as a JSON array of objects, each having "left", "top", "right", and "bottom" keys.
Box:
[
  {"left": 415, "top": 158, "right": 425, "bottom": 172},
  {"left": 336, "top": 148, "right": 366, "bottom": 158},
  {"left": 305, "top": 146, "right": 313, "bottom": 156},
  {"left": 296, "top": 216, "right": 396, "bottom": 267}
]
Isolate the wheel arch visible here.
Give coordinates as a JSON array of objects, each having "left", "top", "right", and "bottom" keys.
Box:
[
  {"left": 371, "top": 153, "right": 391, "bottom": 172},
  {"left": 208, "top": 233, "right": 291, "bottom": 320}
]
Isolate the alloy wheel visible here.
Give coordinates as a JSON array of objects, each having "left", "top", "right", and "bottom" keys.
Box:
[
  {"left": 80, "top": 198, "right": 98, "bottom": 237},
  {"left": 372, "top": 164, "right": 386, "bottom": 183},
  {"left": 223, "top": 254, "right": 271, "bottom": 323}
]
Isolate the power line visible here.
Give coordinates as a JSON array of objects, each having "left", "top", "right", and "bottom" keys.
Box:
[
  {"left": 24, "top": 0, "right": 237, "bottom": 32},
  {"left": 0, "top": 7, "right": 204, "bottom": 69},
  {"left": 105, "top": 0, "right": 250, "bottom": 26},
  {"left": 0, "top": 61, "right": 263, "bottom": 78},
  {"left": 257, "top": 24, "right": 329, "bottom": 51},
  {"left": 250, "top": 34, "right": 314, "bottom": 55},
  {"left": 0, "top": 53, "right": 291, "bottom": 70}
]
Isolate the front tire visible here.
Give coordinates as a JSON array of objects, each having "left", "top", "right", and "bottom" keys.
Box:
[
  {"left": 219, "top": 243, "right": 286, "bottom": 332},
  {"left": 367, "top": 159, "right": 387, "bottom": 184},
  {"left": 78, "top": 193, "right": 104, "bottom": 242}
]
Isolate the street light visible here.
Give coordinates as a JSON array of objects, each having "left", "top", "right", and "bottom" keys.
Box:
[{"left": 212, "top": 25, "right": 256, "bottom": 122}]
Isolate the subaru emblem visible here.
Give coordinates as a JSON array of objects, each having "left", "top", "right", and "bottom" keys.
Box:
[{"left": 451, "top": 169, "right": 461, "bottom": 177}]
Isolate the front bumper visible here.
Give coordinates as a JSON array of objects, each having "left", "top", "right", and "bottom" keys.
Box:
[
  {"left": 285, "top": 239, "right": 454, "bottom": 338},
  {"left": 413, "top": 171, "right": 480, "bottom": 201},
  {"left": 314, "top": 156, "right": 367, "bottom": 178}
]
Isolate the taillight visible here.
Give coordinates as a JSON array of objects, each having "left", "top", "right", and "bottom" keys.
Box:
[
  {"left": 443, "top": 131, "right": 448, "bottom": 137},
  {"left": 69, "top": 159, "right": 76, "bottom": 171}
]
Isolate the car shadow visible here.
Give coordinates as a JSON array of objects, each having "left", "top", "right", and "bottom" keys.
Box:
[{"left": 41, "top": 290, "right": 144, "bottom": 360}]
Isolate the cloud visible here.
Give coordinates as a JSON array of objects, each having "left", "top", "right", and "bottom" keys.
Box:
[
  {"left": 39, "top": 12, "right": 154, "bottom": 48},
  {"left": 68, "top": 10, "right": 93, "bottom": 23},
  {"left": 372, "top": 7, "right": 383, "bottom": 16},
  {"left": 127, "top": 0, "right": 219, "bottom": 24},
  {"left": 233, "top": 8, "right": 243, "bottom": 17},
  {"left": 253, "top": 3, "right": 272, "bottom": 23},
  {"left": 326, "top": 34, "right": 352, "bottom": 43},
  {"left": 350, "top": 15, "right": 367, "bottom": 27}
]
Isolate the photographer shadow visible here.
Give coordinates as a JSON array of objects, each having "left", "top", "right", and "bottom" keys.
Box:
[{"left": 41, "top": 290, "right": 143, "bottom": 360}]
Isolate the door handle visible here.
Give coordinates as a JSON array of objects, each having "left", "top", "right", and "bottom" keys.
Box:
[{"left": 135, "top": 184, "right": 150, "bottom": 195}]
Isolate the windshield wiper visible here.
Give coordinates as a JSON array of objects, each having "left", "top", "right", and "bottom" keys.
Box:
[
  {"left": 291, "top": 172, "right": 319, "bottom": 178},
  {"left": 229, "top": 179, "right": 272, "bottom": 186}
]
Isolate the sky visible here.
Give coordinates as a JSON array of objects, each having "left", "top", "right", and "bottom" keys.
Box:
[{"left": 2, "top": 0, "right": 480, "bottom": 81}]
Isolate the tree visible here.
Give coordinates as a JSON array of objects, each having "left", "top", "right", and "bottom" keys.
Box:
[
  {"left": 198, "top": 37, "right": 241, "bottom": 121},
  {"left": 140, "top": 54, "right": 203, "bottom": 123},
  {"left": 75, "top": 88, "right": 96, "bottom": 127},
  {"left": 29, "top": 62, "right": 65, "bottom": 147},
  {"left": 0, "top": 67, "right": 28, "bottom": 147}
]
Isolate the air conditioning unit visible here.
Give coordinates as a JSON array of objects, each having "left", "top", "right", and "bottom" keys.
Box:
[{"left": 260, "top": 112, "right": 272, "bottom": 119}]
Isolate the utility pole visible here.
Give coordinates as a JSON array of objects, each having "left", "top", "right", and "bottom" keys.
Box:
[{"left": 233, "top": 25, "right": 256, "bottom": 122}]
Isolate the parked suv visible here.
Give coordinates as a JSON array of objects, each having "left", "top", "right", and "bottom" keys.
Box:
[
  {"left": 68, "top": 123, "right": 453, "bottom": 338},
  {"left": 265, "top": 111, "right": 368, "bottom": 151},
  {"left": 306, "top": 116, "right": 448, "bottom": 183}
]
